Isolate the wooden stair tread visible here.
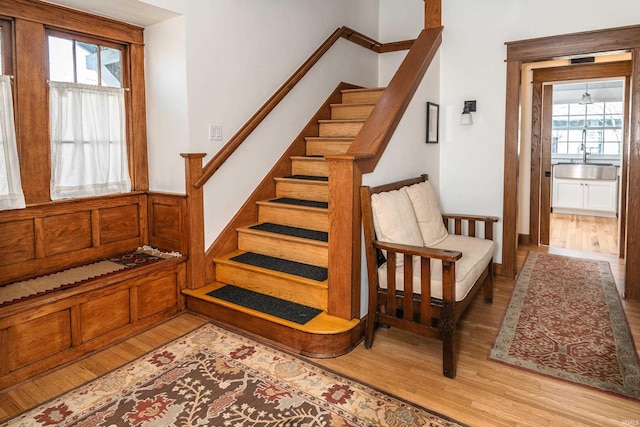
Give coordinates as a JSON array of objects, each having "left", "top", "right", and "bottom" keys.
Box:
[
  {"left": 215, "top": 250, "right": 328, "bottom": 286},
  {"left": 275, "top": 176, "right": 328, "bottom": 184},
  {"left": 317, "top": 118, "right": 366, "bottom": 124},
  {"left": 289, "top": 156, "right": 327, "bottom": 162},
  {"left": 239, "top": 223, "right": 328, "bottom": 245},
  {"left": 304, "top": 137, "right": 354, "bottom": 141},
  {"left": 258, "top": 198, "right": 328, "bottom": 210},
  {"left": 330, "top": 102, "right": 377, "bottom": 107},
  {"left": 340, "top": 87, "right": 385, "bottom": 94},
  {"left": 184, "top": 283, "right": 358, "bottom": 335}
]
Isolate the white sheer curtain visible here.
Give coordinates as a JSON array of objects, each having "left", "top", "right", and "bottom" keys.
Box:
[
  {"left": 49, "top": 82, "right": 131, "bottom": 200},
  {"left": 0, "top": 75, "right": 25, "bottom": 210}
]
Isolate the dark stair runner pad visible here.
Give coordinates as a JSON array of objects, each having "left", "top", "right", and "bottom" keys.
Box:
[
  {"left": 249, "top": 223, "right": 328, "bottom": 242},
  {"left": 207, "top": 284, "right": 322, "bottom": 325},
  {"left": 271, "top": 198, "right": 328, "bottom": 209},
  {"left": 284, "top": 174, "right": 328, "bottom": 182},
  {"left": 230, "top": 252, "right": 328, "bottom": 282}
]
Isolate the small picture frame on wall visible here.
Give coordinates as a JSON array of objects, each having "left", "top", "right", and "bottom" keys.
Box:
[{"left": 426, "top": 102, "right": 439, "bottom": 143}]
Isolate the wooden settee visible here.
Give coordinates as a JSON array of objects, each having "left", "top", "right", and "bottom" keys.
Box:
[
  {"left": 0, "top": 192, "right": 188, "bottom": 389},
  {"left": 360, "top": 175, "right": 498, "bottom": 378}
]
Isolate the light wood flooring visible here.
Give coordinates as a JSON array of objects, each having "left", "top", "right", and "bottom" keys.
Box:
[
  {"left": 1, "top": 246, "right": 639, "bottom": 426},
  {"left": 549, "top": 213, "right": 619, "bottom": 256}
]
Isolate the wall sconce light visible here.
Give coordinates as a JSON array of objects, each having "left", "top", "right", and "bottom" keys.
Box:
[{"left": 460, "top": 100, "right": 476, "bottom": 125}]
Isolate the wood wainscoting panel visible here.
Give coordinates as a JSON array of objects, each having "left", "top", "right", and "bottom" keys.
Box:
[
  {"left": 137, "top": 271, "right": 179, "bottom": 319},
  {"left": 0, "top": 219, "right": 35, "bottom": 267},
  {"left": 99, "top": 203, "right": 141, "bottom": 245},
  {"left": 7, "top": 310, "right": 71, "bottom": 371},
  {"left": 147, "top": 193, "right": 187, "bottom": 255},
  {"left": 80, "top": 289, "right": 131, "bottom": 343},
  {"left": 0, "top": 193, "right": 147, "bottom": 285},
  {"left": 43, "top": 211, "right": 92, "bottom": 257}
]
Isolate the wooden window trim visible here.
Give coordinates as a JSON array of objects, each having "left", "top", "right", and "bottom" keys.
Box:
[
  {"left": 1, "top": 1, "right": 147, "bottom": 203},
  {"left": 0, "top": 18, "right": 13, "bottom": 76},
  {"left": 1, "top": 0, "right": 143, "bottom": 46}
]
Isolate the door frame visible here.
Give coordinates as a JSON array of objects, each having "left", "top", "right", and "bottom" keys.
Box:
[
  {"left": 528, "top": 61, "right": 632, "bottom": 249},
  {"left": 501, "top": 25, "right": 640, "bottom": 299}
]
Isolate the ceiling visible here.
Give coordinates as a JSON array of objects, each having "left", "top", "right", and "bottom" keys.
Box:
[{"left": 41, "top": 0, "right": 180, "bottom": 27}]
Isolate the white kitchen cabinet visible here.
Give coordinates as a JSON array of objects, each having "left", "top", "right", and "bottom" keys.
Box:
[{"left": 552, "top": 177, "right": 617, "bottom": 217}]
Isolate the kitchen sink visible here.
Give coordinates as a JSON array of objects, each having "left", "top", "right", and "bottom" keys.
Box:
[{"left": 553, "top": 163, "right": 617, "bottom": 180}]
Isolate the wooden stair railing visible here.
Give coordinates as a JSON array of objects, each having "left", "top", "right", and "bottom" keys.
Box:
[
  {"left": 325, "top": 27, "right": 443, "bottom": 319},
  {"left": 181, "top": 27, "right": 414, "bottom": 289}
]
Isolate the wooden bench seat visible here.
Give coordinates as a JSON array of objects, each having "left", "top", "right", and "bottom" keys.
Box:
[{"left": 0, "top": 192, "right": 189, "bottom": 390}]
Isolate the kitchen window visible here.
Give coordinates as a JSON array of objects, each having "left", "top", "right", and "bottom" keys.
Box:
[{"left": 551, "top": 80, "right": 624, "bottom": 157}]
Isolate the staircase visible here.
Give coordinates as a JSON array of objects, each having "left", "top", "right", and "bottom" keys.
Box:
[{"left": 183, "top": 87, "right": 384, "bottom": 357}]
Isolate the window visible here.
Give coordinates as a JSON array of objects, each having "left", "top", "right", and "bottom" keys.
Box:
[
  {"left": 48, "top": 32, "right": 131, "bottom": 200},
  {"left": 0, "top": 20, "right": 25, "bottom": 210},
  {"left": 0, "top": 25, "right": 3, "bottom": 73},
  {"left": 551, "top": 81, "right": 624, "bottom": 157},
  {"left": 48, "top": 34, "right": 123, "bottom": 88}
]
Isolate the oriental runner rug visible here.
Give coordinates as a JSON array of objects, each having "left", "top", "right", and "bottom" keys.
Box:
[
  {"left": 3, "top": 323, "right": 465, "bottom": 427},
  {"left": 490, "top": 252, "right": 640, "bottom": 400}
]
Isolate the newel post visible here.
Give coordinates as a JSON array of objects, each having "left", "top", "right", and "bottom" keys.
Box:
[
  {"left": 181, "top": 153, "right": 207, "bottom": 289},
  {"left": 424, "top": 0, "right": 442, "bottom": 30},
  {"left": 327, "top": 156, "right": 362, "bottom": 320}
]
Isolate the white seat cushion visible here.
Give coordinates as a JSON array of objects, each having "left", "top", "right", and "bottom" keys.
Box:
[
  {"left": 371, "top": 188, "right": 423, "bottom": 266},
  {"left": 377, "top": 234, "right": 494, "bottom": 302},
  {"left": 404, "top": 181, "right": 448, "bottom": 246}
]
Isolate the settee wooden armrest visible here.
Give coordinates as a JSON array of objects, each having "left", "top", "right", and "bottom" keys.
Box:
[
  {"left": 374, "top": 240, "right": 462, "bottom": 262},
  {"left": 441, "top": 213, "right": 499, "bottom": 240}
]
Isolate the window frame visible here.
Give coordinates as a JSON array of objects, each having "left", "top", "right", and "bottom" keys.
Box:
[
  {"left": 0, "top": 1, "right": 146, "bottom": 204},
  {"left": 0, "top": 18, "right": 13, "bottom": 77},
  {"left": 46, "top": 28, "right": 128, "bottom": 89},
  {"left": 551, "top": 99, "right": 624, "bottom": 157},
  {"left": 46, "top": 28, "right": 134, "bottom": 197}
]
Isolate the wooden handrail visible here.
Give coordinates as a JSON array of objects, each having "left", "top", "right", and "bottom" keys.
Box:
[
  {"left": 328, "top": 27, "right": 443, "bottom": 173},
  {"left": 193, "top": 26, "right": 414, "bottom": 189}
]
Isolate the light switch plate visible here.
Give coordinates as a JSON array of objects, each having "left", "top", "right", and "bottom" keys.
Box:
[{"left": 209, "top": 124, "right": 222, "bottom": 141}]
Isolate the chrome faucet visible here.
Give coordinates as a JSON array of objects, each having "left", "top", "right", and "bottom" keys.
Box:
[{"left": 581, "top": 128, "right": 588, "bottom": 164}]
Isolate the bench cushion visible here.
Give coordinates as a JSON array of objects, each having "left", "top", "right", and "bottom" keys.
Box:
[{"left": 377, "top": 234, "right": 494, "bottom": 301}]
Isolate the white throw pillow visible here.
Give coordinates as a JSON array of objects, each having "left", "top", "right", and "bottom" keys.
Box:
[
  {"left": 371, "top": 189, "right": 423, "bottom": 266},
  {"left": 404, "top": 181, "right": 448, "bottom": 246}
]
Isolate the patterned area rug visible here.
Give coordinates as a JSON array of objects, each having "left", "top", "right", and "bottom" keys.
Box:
[
  {"left": 3, "top": 323, "right": 465, "bottom": 427},
  {"left": 490, "top": 252, "right": 640, "bottom": 400}
]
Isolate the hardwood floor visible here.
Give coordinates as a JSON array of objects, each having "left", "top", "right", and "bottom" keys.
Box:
[
  {"left": 1, "top": 246, "right": 639, "bottom": 426},
  {"left": 549, "top": 213, "right": 618, "bottom": 256}
]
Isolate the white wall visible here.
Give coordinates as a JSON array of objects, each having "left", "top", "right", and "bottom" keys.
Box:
[
  {"left": 145, "top": 16, "right": 190, "bottom": 193},
  {"left": 439, "top": 0, "right": 640, "bottom": 263}
]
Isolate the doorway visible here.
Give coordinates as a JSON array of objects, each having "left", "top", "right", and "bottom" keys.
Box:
[
  {"left": 501, "top": 25, "right": 640, "bottom": 299},
  {"left": 529, "top": 62, "right": 631, "bottom": 257},
  {"left": 539, "top": 78, "right": 627, "bottom": 256}
]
